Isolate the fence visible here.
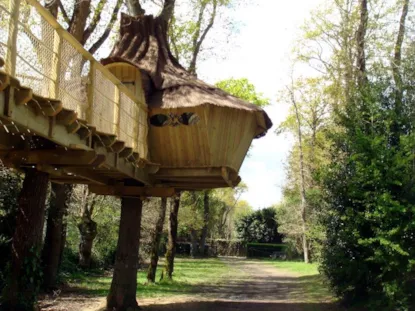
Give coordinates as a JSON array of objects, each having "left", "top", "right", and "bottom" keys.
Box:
[{"left": 0, "top": 0, "right": 148, "bottom": 158}]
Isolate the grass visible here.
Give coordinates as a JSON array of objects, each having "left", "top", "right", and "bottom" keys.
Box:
[
  {"left": 262, "top": 259, "right": 320, "bottom": 276},
  {"left": 64, "top": 257, "right": 236, "bottom": 299}
]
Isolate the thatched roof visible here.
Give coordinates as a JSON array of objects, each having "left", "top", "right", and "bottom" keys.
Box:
[{"left": 102, "top": 13, "right": 272, "bottom": 137}]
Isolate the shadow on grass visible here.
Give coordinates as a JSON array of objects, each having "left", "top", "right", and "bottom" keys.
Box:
[{"left": 142, "top": 301, "right": 346, "bottom": 311}]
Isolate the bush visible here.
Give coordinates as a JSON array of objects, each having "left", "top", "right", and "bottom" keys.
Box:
[{"left": 246, "top": 243, "right": 287, "bottom": 258}]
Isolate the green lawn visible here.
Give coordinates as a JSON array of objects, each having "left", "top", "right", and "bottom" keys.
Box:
[{"left": 64, "top": 258, "right": 235, "bottom": 299}]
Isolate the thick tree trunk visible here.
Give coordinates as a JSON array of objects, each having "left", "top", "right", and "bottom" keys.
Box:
[
  {"left": 106, "top": 197, "right": 143, "bottom": 311},
  {"left": 147, "top": 198, "right": 168, "bottom": 283},
  {"left": 190, "top": 229, "right": 199, "bottom": 258},
  {"left": 199, "top": 191, "right": 210, "bottom": 256},
  {"left": 42, "top": 183, "right": 72, "bottom": 288},
  {"left": 2, "top": 169, "right": 49, "bottom": 309},
  {"left": 163, "top": 194, "right": 180, "bottom": 280},
  {"left": 78, "top": 214, "right": 98, "bottom": 269}
]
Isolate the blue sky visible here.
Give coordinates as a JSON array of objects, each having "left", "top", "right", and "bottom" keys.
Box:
[{"left": 199, "top": 0, "right": 323, "bottom": 208}]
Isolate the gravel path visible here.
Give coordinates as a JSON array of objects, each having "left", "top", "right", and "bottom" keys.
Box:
[{"left": 142, "top": 257, "right": 343, "bottom": 311}]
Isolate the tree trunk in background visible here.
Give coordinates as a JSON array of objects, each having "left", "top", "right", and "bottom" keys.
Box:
[
  {"left": 107, "top": 197, "right": 143, "bottom": 311},
  {"left": 78, "top": 214, "right": 98, "bottom": 269},
  {"left": 147, "top": 198, "right": 168, "bottom": 283},
  {"left": 42, "top": 183, "right": 72, "bottom": 289},
  {"left": 190, "top": 229, "right": 199, "bottom": 258},
  {"left": 199, "top": 191, "right": 210, "bottom": 256},
  {"left": 163, "top": 193, "right": 180, "bottom": 280},
  {"left": 2, "top": 169, "right": 49, "bottom": 309},
  {"left": 289, "top": 84, "right": 310, "bottom": 264}
]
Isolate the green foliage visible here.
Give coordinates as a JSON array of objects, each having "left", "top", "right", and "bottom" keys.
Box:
[
  {"left": 215, "top": 78, "right": 269, "bottom": 107},
  {"left": 0, "top": 167, "right": 22, "bottom": 292},
  {"left": 320, "top": 81, "right": 415, "bottom": 309},
  {"left": 235, "top": 207, "right": 283, "bottom": 244}
]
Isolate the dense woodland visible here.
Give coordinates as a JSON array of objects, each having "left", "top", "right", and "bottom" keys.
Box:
[{"left": 0, "top": 0, "right": 415, "bottom": 310}]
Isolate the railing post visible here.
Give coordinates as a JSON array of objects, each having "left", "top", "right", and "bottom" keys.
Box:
[
  {"left": 133, "top": 102, "right": 139, "bottom": 153},
  {"left": 114, "top": 85, "right": 120, "bottom": 136},
  {"left": 49, "top": 31, "right": 62, "bottom": 98},
  {"left": 86, "top": 62, "right": 95, "bottom": 124},
  {"left": 5, "top": 0, "right": 21, "bottom": 76}
]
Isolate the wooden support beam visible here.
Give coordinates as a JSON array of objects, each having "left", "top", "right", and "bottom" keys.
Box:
[
  {"left": 89, "top": 185, "right": 175, "bottom": 198},
  {"left": 0, "top": 72, "right": 10, "bottom": 92},
  {"left": 14, "top": 87, "right": 33, "bottom": 106},
  {"left": 30, "top": 97, "right": 63, "bottom": 117},
  {"left": 119, "top": 147, "right": 133, "bottom": 158},
  {"left": 111, "top": 141, "right": 125, "bottom": 153},
  {"left": 221, "top": 166, "right": 234, "bottom": 187},
  {"left": 63, "top": 168, "right": 109, "bottom": 185},
  {"left": 155, "top": 167, "right": 223, "bottom": 178},
  {"left": 56, "top": 109, "right": 78, "bottom": 126},
  {"left": 0, "top": 149, "right": 98, "bottom": 166},
  {"left": 66, "top": 120, "right": 81, "bottom": 134},
  {"left": 94, "top": 134, "right": 117, "bottom": 147}
]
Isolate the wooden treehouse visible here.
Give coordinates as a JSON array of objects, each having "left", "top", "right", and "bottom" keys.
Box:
[{"left": 0, "top": 0, "right": 272, "bottom": 197}]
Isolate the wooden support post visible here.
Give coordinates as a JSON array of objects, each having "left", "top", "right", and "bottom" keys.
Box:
[
  {"left": 5, "top": 0, "right": 21, "bottom": 76},
  {"left": 49, "top": 30, "right": 62, "bottom": 99}
]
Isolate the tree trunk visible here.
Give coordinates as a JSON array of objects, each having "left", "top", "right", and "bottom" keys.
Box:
[
  {"left": 199, "top": 191, "right": 210, "bottom": 256},
  {"left": 289, "top": 86, "right": 310, "bottom": 264},
  {"left": 147, "top": 198, "right": 167, "bottom": 283},
  {"left": 42, "top": 183, "right": 72, "bottom": 289},
  {"left": 78, "top": 214, "right": 98, "bottom": 269},
  {"left": 356, "top": 0, "right": 368, "bottom": 86},
  {"left": 106, "top": 197, "right": 143, "bottom": 311},
  {"left": 190, "top": 229, "right": 199, "bottom": 258},
  {"left": 2, "top": 169, "right": 49, "bottom": 310},
  {"left": 163, "top": 194, "right": 180, "bottom": 280}
]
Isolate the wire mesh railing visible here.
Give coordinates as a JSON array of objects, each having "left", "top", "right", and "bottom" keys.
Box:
[{"left": 0, "top": 0, "right": 148, "bottom": 159}]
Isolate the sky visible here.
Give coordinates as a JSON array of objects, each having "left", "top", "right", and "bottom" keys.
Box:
[{"left": 198, "top": 0, "right": 323, "bottom": 209}]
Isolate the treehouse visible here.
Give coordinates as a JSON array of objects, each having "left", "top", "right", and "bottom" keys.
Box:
[
  {"left": 102, "top": 14, "right": 272, "bottom": 190},
  {"left": 0, "top": 1, "right": 271, "bottom": 196}
]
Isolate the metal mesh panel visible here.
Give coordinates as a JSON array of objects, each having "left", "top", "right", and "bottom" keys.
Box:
[
  {"left": 0, "top": 4, "right": 10, "bottom": 69},
  {"left": 58, "top": 38, "right": 88, "bottom": 118},
  {"left": 93, "top": 69, "right": 116, "bottom": 134},
  {"left": 15, "top": 13, "right": 56, "bottom": 97}
]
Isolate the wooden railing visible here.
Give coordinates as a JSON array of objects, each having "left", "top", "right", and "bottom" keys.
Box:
[{"left": 0, "top": 0, "right": 148, "bottom": 159}]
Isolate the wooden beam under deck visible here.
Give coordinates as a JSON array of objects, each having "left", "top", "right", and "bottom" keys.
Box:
[{"left": 89, "top": 185, "right": 176, "bottom": 198}]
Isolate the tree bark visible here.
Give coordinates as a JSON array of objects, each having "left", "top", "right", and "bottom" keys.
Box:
[
  {"left": 42, "top": 183, "right": 72, "bottom": 289},
  {"left": 190, "top": 229, "right": 199, "bottom": 258},
  {"left": 199, "top": 191, "right": 210, "bottom": 256},
  {"left": 78, "top": 213, "right": 98, "bottom": 269},
  {"left": 147, "top": 198, "right": 167, "bottom": 283},
  {"left": 2, "top": 169, "right": 49, "bottom": 309},
  {"left": 391, "top": 0, "right": 409, "bottom": 145},
  {"left": 356, "top": 0, "right": 368, "bottom": 86},
  {"left": 162, "top": 193, "right": 180, "bottom": 280},
  {"left": 106, "top": 197, "right": 143, "bottom": 311}
]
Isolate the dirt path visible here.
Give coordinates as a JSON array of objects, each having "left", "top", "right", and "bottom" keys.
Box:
[
  {"left": 141, "top": 258, "right": 343, "bottom": 311},
  {"left": 40, "top": 258, "right": 344, "bottom": 311}
]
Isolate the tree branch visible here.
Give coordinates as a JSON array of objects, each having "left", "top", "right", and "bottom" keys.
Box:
[
  {"left": 126, "top": 0, "right": 145, "bottom": 16},
  {"left": 88, "top": 0, "right": 123, "bottom": 55},
  {"left": 83, "top": 0, "right": 108, "bottom": 44},
  {"left": 58, "top": 0, "right": 70, "bottom": 25},
  {"left": 188, "top": 0, "right": 217, "bottom": 75},
  {"left": 160, "top": 0, "right": 175, "bottom": 23}
]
